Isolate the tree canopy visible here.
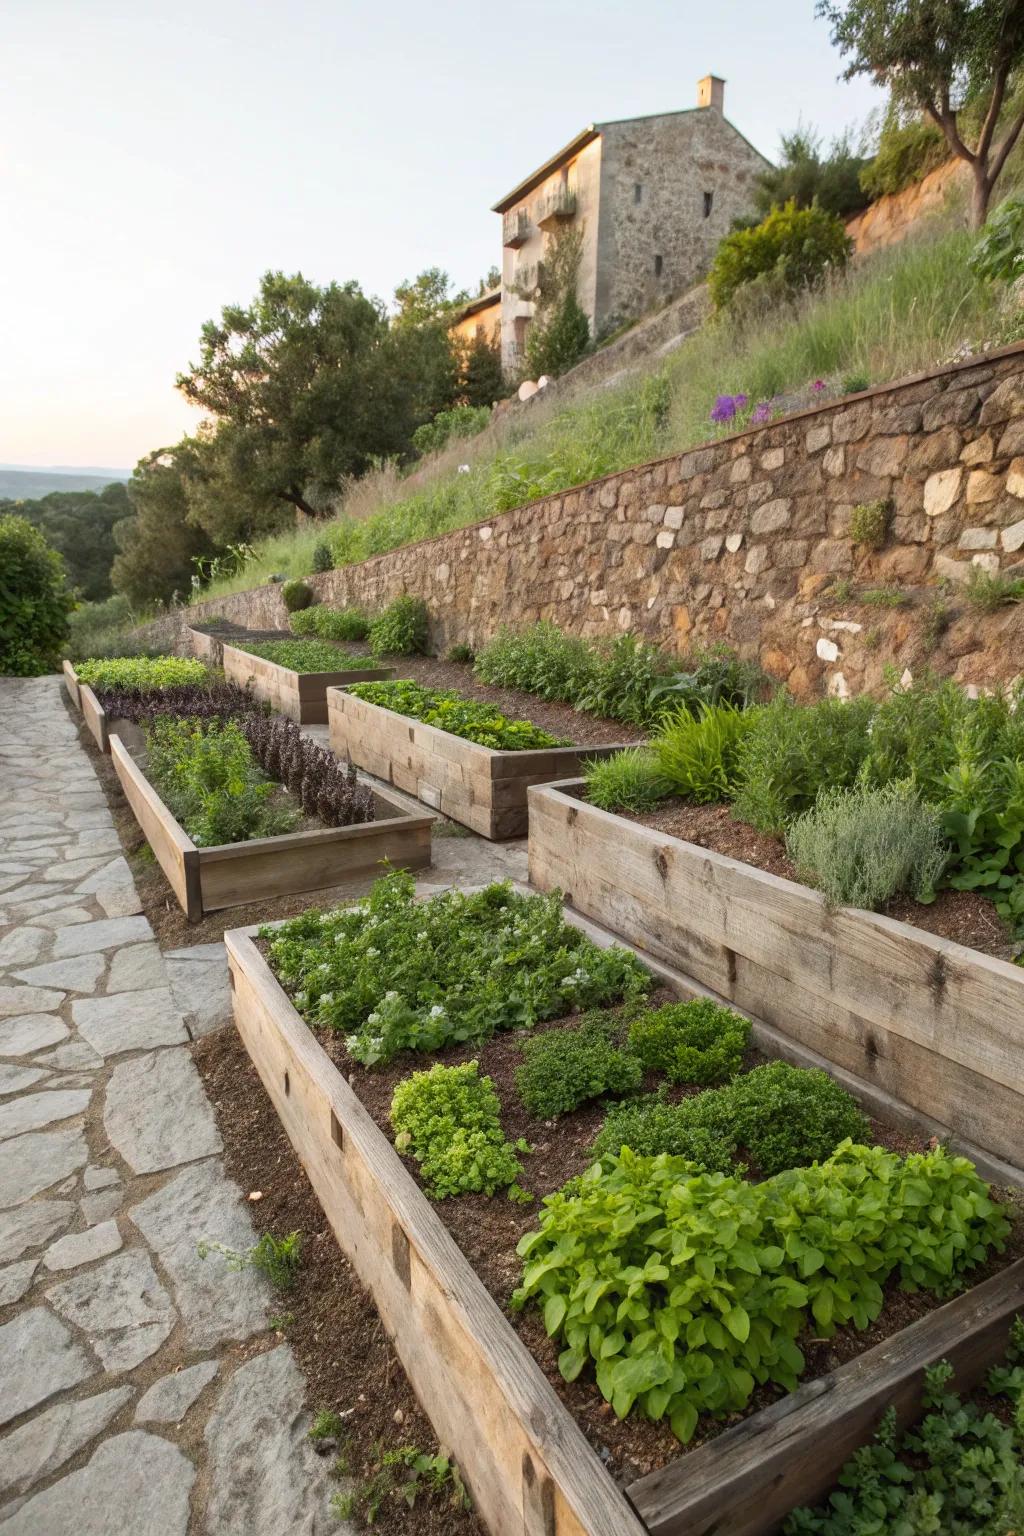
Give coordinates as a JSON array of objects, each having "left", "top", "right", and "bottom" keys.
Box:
[
  {"left": 110, "top": 443, "right": 217, "bottom": 606},
  {"left": 817, "top": 0, "right": 1024, "bottom": 224},
  {"left": 755, "top": 125, "right": 870, "bottom": 219},
  {"left": 0, "top": 481, "right": 131, "bottom": 602},
  {"left": 0, "top": 515, "right": 74, "bottom": 674}
]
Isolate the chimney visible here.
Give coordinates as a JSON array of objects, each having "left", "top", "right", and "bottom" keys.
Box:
[{"left": 697, "top": 75, "right": 725, "bottom": 113}]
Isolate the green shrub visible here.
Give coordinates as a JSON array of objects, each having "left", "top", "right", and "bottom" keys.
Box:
[
  {"left": 724, "top": 1062, "right": 869, "bottom": 1176},
  {"left": 709, "top": 201, "right": 853, "bottom": 312},
  {"left": 649, "top": 646, "right": 766, "bottom": 719},
  {"left": 368, "top": 595, "right": 429, "bottom": 657},
  {"left": 241, "top": 638, "right": 354, "bottom": 673},
  {"left": 841, "top": 371, "right": 870, "bottom": 395},
  {"left": 594, "top": 1060, "right": 866, "bottom": 1176},
  {"left": 289, "top": 605, "right": 370, "bottom": 642},
  {"left": 347, "top": 678, "right": 566, "bottom": 750},
  {"left": 584, "top": 748, "right": 670, "bottom": 813},
  {"left": 515, "top": 1015, "right": 642, "bottom": 1119},
  {"left": 262, "top": 870, "right": 650, "bottom": 1066},
  {"left": 971, "top": 196, "right": 1024, "bottom": 284},
  {"left": 475, "top": 622, "right": 597, "bottom": 704},
  {"left": 514, "top": 1140, "right": 1008, "bottom": 1440},
  {"left": 391, "top": 1061, "right": 522, "bottom": 1199},
  {"left": 282, "top": 579, "right": 314, "bottom": 613},
  {"left": 144, "top": 716, "right": 297, "bottom": 846},
  {"left": 592, "top": 1090, "right": 736, "bottom": 1169},
  {"left": 733, "top": 694, "right": 875, "bottom": 833},
  {"left": 627, "top": 998, "right": 750, "bottom": 1085},
  {"left": 786, "top": 782, "right": 949, "bottom": 911},
  {"left": 311, "top": 541, "right": 334, "bottom": 573},
  {"left": 860, "top": 585, "right": 906, "bottom": 607},
  {"left": 446, "top": 642, "right": 474, "bottom": 664},
  {"left": 653, "top": 702, "right": 757, "bottom": 803},
  {"left": 860, "top": 117, "right": 948, "bottom": 201},
  {"left": 0, "top": 515, "right": 74, "bottom": 675},
  {"left": 411, "top": 404, "right": 490, "bottom": 457},
  {"left": 849, "top": 499, "right": 889, "bottom": 549},
  {"left": 785, "top": 1325, "right": 1024, "bottom": 1534},
  {"left": 574, "top": 633, "right": 674, "bottom": 726},
  {"left": 76, "top": 655, "right": 208, "bottom": 692}
]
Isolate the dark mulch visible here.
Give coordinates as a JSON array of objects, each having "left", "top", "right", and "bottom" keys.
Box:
[
  {"left": 259, "top": 970, "right": 1024, "bottom": 1488},
  {"left": 193, "top": 1024, "right": 484, "bottom": 1536},
  {"left": 197, "top": 627, "right": 644, "bottom": 748},
  {"left": 624, "top": 798, "right": 1016, "bottom": 962}
]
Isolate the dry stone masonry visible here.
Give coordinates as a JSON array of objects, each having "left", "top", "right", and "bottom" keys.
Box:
[
  {"left": 0, "top": 677, "right": 344, "bottom": 1535},
  {"left": 152, "top": 342, "right": 1024, "bottom": 701}
]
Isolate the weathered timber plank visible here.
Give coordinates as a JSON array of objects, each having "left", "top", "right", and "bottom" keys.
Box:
[
  {"left": 62, "top": 659, "right": 81, "bottom": 709},
  {"left": 628, "top": 1257, "right": 1024, "bottom": 1536},
  {"left": 198, "top": 818, "right": 432, "bottom": 910},
  {"left": 226, "top": 931, "right": 645, "bottom": 1536},
  {"left": 79, "top": 684, "right": 109, "bottom": 754},
  {"left": 222, "top": 642, "right": 392, "bottom": 723},
  {"left": 110, "top": 734, "right": 198, "bottom": 918}
]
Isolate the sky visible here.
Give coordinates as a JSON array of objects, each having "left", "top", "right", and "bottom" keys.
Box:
[{"left": 1, "top": 0, "right": 885, "bottom": 471}]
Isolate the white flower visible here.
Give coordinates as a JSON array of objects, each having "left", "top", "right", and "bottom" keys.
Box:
[
  {"left": 429, "top": 1004, "right": 445, "bottom": 1018},
  {"left": 457, "top": 464, "right": 470, "bottom": 474}
]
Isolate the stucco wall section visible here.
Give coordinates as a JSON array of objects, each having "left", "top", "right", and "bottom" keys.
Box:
[{"left": 144, "top": 345, "right": 1024, "bottom": 701}]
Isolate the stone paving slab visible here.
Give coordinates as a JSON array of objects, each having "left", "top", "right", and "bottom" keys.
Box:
[{"left": 0, "top": 676, "right": 348, "bottom": 1534}]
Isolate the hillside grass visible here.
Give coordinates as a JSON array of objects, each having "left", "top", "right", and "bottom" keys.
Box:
[{"left": 198, "top": 222, "right": 1005, "bottom": 603}]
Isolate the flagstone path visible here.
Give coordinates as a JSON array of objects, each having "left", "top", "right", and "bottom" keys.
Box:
[{"left": 0, "top": 677, "right": 346, "bottom": 1534}]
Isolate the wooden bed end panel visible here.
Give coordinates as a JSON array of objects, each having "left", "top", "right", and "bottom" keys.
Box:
[
  {"left": 62, "top": 659, "right": 81, "bottom": 710},
  {"left": 225, "top": 931, "right": 645, "bottom": 1536},
  {"left": 79, "top": 684, "right": 109, "bottom": 754},
  {"left": 109, "top": 734, "right": 199, "bottom": 919}
]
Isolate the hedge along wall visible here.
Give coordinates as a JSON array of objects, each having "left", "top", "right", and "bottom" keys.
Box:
[{"left": 158, "top": 343, "right": 1024, "bottom": 701}]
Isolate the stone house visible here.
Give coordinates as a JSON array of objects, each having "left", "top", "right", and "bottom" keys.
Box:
[{"left": 491, "top": 76, "right": 769, "bottom": 372}]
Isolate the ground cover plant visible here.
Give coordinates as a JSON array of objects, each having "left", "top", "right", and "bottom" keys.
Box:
[
  {"left": 346, "top": 678, "right": 569, "bottom": 750},
  {"left": 391, "top": 1062, "right": 525, "bottom": 1199},
  {"left": 238, "top": 638, "right": 363, "bottom": 673},
  {"left": 290, "top": 604, "right": 370, "bottom": 641},
  {"left": 593, "top": 1060, "right": 868, "bottom": 1175},
  {"left": 626, "top": 998, "right": 750, "bottom": 1085},
  {"left": 90, "top": 679, "right": 264, "bottom": 726},
  {"left": 515, "top": 1012, "right": 642, "bottom": 1118},
  {"left": 785, "top": 1319, "right": 1024, "bottom": 1534},
  {"left": 75, "top": 654, "right": 209, "bottom": 691},
  {"left": 143, "top": 716, "right": 299, "bottom": 846},
  {"left": 261, "top": 871, "right": 650, "bottom": 1066},
  {"left": 513, "top": 1140, "right": 1010, "bottom": 1443}
]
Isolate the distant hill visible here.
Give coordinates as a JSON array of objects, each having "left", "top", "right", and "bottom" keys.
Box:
[{"left": 0, "top": 466, "right": 130, "bottom": 500}]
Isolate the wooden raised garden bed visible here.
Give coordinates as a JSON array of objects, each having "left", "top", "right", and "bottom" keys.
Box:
[
  {"left": 220, "top": 640, "right": 393, "bottom": 725},
  {"left": 528, "top": 779, "right": 1024, "bottom": 1178},
  {"left": 226, "top": 916, "right": 1024, "bottom": 1536},
  {"left": 62, "top": 659, "right": 109, "bottom": 752},
  {"left": 109, "top": 733, "right": 433, "bottom": 922},
  {"left": 327, "top": 685, "right": 632, "bottom": 838}
]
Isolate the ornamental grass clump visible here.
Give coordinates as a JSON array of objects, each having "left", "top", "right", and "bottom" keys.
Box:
[
  {"left": 514, "top": 1141, "right": 1009, "bottom": 1442},
  {"left": 143, "top": 717, "right": 298, "bottom": 847},
  {"left": 76, "top": 655, "right": 209, "bottom": 692},
  {"left": 583, "top": 748, "right": 669, "bottom": 813},
  {"left": 515, "top": 1014, "right": 642, "bottom": 1119},
  {"left": 347, "top": 679, "right": 568, "bottom": 751},
  {"left": 627, "top": 998, "right": 750, "bottom": 1085},
  {"left": 261, "top": 871, "right": 650, "bottom": 1066},
  {"left": 391, "top": 1062, "right": 524, "bottom": 1199},
  {"left": 652, "top": 701, "right": 757, "bottom": 803},
  {"left": 785, "top": 782, "right": 949, "bottom": 911}
]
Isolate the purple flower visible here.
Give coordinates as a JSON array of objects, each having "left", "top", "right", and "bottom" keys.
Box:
[
  {"left": 812, "top": 378, "right": 827, "bottom": 393},
  {"left": 751, "top": 401, "right": 772, "bottom": 424},
  {"left": 710, "top": 393, "right": 749, "bottom": 424}
]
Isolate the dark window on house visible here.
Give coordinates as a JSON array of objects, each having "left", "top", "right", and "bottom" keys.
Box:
[
  {"left": 654, "top": 254, "right": 663, "bottom": 277},
  {"left": 703, "top": 190, "right": 714, "bottom": 219},
  {"left": 634, "top": 182, "right": 642, "bottom": 204}
]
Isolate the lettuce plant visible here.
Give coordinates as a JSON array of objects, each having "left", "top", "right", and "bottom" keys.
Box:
[
  {"left": 347, "top": 679, "right": 568, "bottom": 751},
  {"left": 391, "top": 1061, "right": 523, "bottom": 1199}
]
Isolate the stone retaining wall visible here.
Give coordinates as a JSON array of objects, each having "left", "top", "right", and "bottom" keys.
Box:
[{"left": 146, "top": 343, "right": 1024, "bottom": 700}]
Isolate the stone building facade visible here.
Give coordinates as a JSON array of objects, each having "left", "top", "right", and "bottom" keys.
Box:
[
  {"left": 154, "top": 344, "right": 1024, "bottom": 702},
  {"left": 491, "top": 78, "right": 769, "bottom": 371}
]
